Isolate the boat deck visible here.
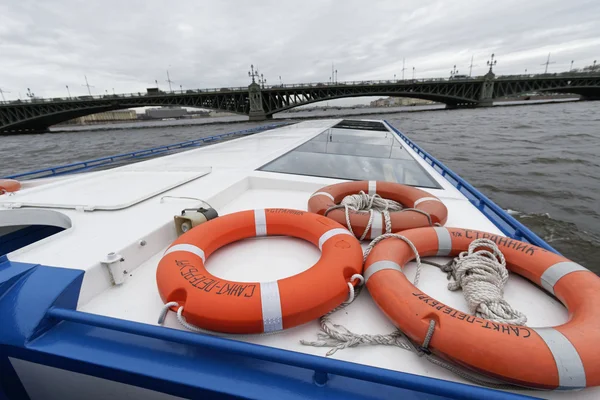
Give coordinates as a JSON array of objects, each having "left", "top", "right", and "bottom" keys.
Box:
[{"left": 0, "top": 119, "right": 593, "bottom": 399}]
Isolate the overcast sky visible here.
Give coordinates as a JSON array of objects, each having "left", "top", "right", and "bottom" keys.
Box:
[{"left": 1, "top": 0, "right": 599, "bottom": 101}]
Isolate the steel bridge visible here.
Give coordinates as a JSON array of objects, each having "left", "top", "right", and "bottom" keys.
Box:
[{"left": 1, "top": 72, "right": 599, "bottom": 134}]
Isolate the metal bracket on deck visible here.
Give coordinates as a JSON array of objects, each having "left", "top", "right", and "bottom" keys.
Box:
[{"left": 102, "top": 252, "right": 127, "bottom": 285}]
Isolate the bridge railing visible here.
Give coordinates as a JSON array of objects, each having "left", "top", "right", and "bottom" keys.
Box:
[
  {"left": 0, "top": 86, "right": 250, "bottom": 105},
  {"left": 0, "top": 78, "right": 471, "bottom": 105},
  {"left": 2, "top": 72, "right": 598, "bottom": 105},
  {"left": 264, "top": 78, "right": 456, "bottom": 89},
  {"left": 494, "top": 71, "right": 600, "bottom": 80}
]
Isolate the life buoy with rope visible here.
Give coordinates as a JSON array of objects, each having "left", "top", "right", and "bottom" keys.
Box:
[
  {"left": 0, "top": 179, "right": 21, "bottom": 195},
  {"left": 308, "top": 180, "right": 448, "bottom": 240},
  {"left": 156, "top": 208, "right": 363, "bottom": 334},
  {"left": 364, "top": 226, "right": 600, "bottom": 390}
]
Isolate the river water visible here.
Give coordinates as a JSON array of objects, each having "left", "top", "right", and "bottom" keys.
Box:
[{"left": 1, "top": 101, "right": 598, "bottom": 270}]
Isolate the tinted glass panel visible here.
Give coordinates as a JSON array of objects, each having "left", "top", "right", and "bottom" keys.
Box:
[{"left": 259, "top": 127, "right": 440, "bottom": 189}]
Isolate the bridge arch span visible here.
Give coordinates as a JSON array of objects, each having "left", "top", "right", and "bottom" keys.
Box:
[
  {"left": 264, "top": 91, "right": 477, "bottom": 116},
  {"left": 536, "top": 86, "right": 599, "bottom": 100},
  {"left": 2, "top": 104, "right": 124, "bottom": 133},
  {"left": 493, "top": 78, "right": 600, "bottom": 102},
  {"left": 0, "top": 97, "right": 248, "bottom": 133}
]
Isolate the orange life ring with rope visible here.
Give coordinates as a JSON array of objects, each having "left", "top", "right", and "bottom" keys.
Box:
[
  {"left": 364, "top": 226, "right": 600, "bottom": 390},
  {"left": 156, "top": 208, "right": 363, "bottom": 334},
  {"left": 0, "top": 179, "right": 21, "bottom": 194},
  {"left": 308, "top": 180, "right": 448, "bottom": 239}
]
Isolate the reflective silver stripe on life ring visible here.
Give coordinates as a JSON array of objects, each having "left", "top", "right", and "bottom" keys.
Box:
[
  {"left": 164, "top": 244, "right": 206, "bottom": 263},
  {"left": 532, "top": 328, "right": 586, "bottom": 390},
  {"left": 540, "top": 261, "right": 589, "bottom": 295},
  {"left": 364, "top": 260, "right": 403, "bottom": 283},
  {"left": 434, "top": 227, "right": 452, "bottom": 256},
  {"left": 310, "top": 191, "right": 335, "bottom": 202},
  {"left": 260, "top": 281, "right": 283, "bottom": 332},
  {"left": 318, "top": 228, "right": 353, "bottom": 250},
  {"left": 369, "top": 211, "right": 383, "bottom": 239},
  {"left": 254, "top": 209, "right": 267, "bottom": 237},
  {"left": 414, "top": 197, "right": 441, "bottom": 207},
  {"left": 368, "top": 181, "right": 377, "bottom": 195}
]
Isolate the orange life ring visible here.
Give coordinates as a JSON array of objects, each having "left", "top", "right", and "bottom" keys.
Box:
[
  {"left": 364, "top": 226, "right": 600, "bottom": 390},
  {"left": 156, "top": 208, "right": 363, "bottom": 334},
  {"left": 0, "top": 179, "right": 21, "bottom": 194},
  {"left": 308, "top": 180, "right": 448, "bottom": 239}
]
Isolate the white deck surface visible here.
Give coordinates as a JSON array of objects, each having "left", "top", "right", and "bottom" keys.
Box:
[
  {"left": 0, "top": 168, "right": 212, "bottom": 211},
  {"left": 1, "top": 119, "right": 595, "bottom": 399}
]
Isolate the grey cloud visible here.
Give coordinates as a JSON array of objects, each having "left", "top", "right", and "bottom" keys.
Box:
[{"left": 1, "top": 0, "right": 598, "bottom": 100}]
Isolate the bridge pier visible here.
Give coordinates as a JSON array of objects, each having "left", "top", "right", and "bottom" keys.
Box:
[
  {"left": 248, "top": 82, "right": 268, "bottom": 121},
  {"left": 475, "top": 99, "right": 494, "bottom": 107},
  {"left": 249, "top": 113, "right": 272, "bottom": 121},
  {"left": 476, "top": 70, "right": 496, "bottom": 107}
]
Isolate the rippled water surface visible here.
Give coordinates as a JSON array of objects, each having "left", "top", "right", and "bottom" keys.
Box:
[
  {"left": 385, "top": 102, "right": 600, "bottom": 270},
  {"left": 1, "top": 101, "right": 599, "bottom": 270}
]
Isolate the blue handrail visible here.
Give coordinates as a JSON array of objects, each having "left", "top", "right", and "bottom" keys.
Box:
[
  {"left": 3, "top": 123, "right": 288, "bottom": 181},
  {"left": 384, "top": 120, "right": 559, "bottom": 254}
]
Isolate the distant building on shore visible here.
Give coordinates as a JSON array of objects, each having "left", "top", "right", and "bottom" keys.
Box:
[
  {"left": 145, "top": 107, "right": 187, "bottom": 119},
  {"left": 370, "top": 97, "right": 434, "bottom": 107},
  {"left": 66, "top": 110, "right": 137, "bottom": 125}
]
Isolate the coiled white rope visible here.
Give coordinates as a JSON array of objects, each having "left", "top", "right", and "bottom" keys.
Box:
[
  {"left": 325, "top": 191, "right": 402, "bottom": 240},
  {"left": 441, "top": 238, "right": 527, "bottom": 325},
  {"left": 324, "top": 191, "right": 434, "bottom": 240}
]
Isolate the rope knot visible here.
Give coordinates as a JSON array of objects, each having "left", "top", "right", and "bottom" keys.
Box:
[{"left": 326, "top": 191, "right": 404, "bottom": 240}]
